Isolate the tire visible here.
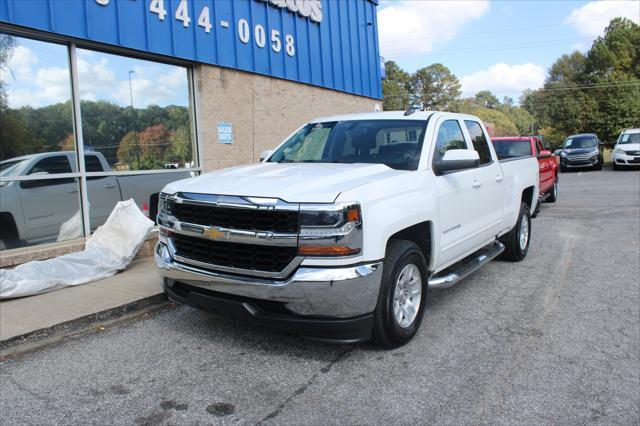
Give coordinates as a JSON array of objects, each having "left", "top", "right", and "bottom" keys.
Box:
[
  {"left": 373, "top": 240, "right": 428, "bottom": 349},
  {"left": 499, "top": 202, "right": 531, "bottom": 262},
  {"left": 560, "top": 164, "right": 567, "bottom": 173},
  {"left": 0, "top": 238, "right": 6, "bottom": 251},
  {"left": 594, "top": 159, "right": 602, "bottom": 171},
  {"left": 613, "top": 162, "right": 620, "bottom": 171},
  {"left": 546, "top": 180, "right": 558, "bottom": 203}
]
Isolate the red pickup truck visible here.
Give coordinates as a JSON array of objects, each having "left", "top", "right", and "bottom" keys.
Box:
[{"left": 492, "top": 136, "right": 558, "bottom": 204}]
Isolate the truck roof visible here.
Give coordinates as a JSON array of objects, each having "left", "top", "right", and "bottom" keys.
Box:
[
  {"left": 309, "top": 111, "right": 483, "bottom": 124},
  {"left": 492, "top": 136, "right": 535, "bottom": 141}
]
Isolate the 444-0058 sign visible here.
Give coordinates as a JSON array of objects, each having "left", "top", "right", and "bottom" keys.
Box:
[{"left": 95, "top": 0, "right": 301, "bottom": 56}]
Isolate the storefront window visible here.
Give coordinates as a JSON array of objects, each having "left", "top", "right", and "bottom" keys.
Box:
[
  {"left": 0, "top": 34, "right": 75, "bottom": 167},
  {"left": 0, "top": 33, "right": 199, "bottom": 252},
  {"left": 76, "top": 48, "right": 195, "bottom": 171}
]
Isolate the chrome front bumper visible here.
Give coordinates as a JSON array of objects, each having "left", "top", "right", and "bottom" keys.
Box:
[{"left": 155, "top": 242, "right": 383, "bottom": 318}]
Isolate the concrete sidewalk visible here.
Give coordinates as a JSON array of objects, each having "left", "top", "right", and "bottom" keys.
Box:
[{"left": 0, "top": 258, "right": 165, "bottom": 347}]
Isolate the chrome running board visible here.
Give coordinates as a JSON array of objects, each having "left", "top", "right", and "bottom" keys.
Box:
[{"left": 428, "top": 242, "right": 505, "bottom": 289}]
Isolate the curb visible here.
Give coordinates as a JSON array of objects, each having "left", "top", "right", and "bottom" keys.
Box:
[{"left": 0, "top": 293, "right": 169, "bottom": 359}]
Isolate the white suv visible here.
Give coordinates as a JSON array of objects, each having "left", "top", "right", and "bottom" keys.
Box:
[{"left": 613, "top": 128, "right": 640, "bottom": 170}]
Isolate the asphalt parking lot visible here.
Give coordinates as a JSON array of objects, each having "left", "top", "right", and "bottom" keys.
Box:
[{"left": 1, "top": 167, "right": 639, "bottom": 425}]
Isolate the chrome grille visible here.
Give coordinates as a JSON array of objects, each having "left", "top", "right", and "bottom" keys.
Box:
[
  {"left": 167, "top": 200, "right": 299, "bottom": 233},
  {"left": 625, "top": 150, "right": 640, "bottom": 156},
  {"left": 171, "top": 234, "right": 297, "bottom": 273},
  {"left": 567, "top": 153, "right": 592, "bottom": 161}
]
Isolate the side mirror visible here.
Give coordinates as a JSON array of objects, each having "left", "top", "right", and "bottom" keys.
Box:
[
  {"left": 537, "top": 149, "right": 552, "bottom": 159},
  {"left": 260, "top": 149, "right": 274, "bottom": 162},
  {"left": 433, "top": 149, "right": 480, "bottom": 175},
  {"left": 553, "top": 149, "right": 562, "bottom": 156}
]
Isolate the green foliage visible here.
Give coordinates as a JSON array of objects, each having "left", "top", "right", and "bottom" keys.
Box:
[
  {"left": 411, "top": 64, "right": 461, "bottom": 110},
  {"left": 382, "top": 61, "right": 411, "bottom": 110},
  {"left": 474, "top": 90, "right": 500, "bottom": 109},
  {"left": 0, "top": 100, "right": 192, "bottom": 170},
  {"left": 523, "top": 18, "right": 640, "bottom": 146}
]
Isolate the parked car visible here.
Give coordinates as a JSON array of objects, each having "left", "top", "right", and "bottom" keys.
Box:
[
  {"left": 612, "top": 128, "right": 640, "bottom": 170},
  {"left": 155, "top": 111, "right": 539, "bottom": 348},
  {"left": 492, "top": 136, "right": 558, "bottom": 203},
  {"left": 558, "top": 133, "right": 603, "bottom": 172},
  {"left": 0, "top": 151, "right": 191, "bottom": 250}
]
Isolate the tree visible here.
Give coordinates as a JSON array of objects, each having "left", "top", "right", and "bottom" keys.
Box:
[
  {"left": 474, "top": 90, "right": 500, "bottom": 109},
  {"left": 411, "top": 64, "right": 461, "bottom": 110},
  {"left": 382, "top": 61, "right": 411, "bottom": 110}
]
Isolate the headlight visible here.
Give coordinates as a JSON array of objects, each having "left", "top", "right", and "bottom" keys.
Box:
[
  {"left": 614, "top": 148, "right": 624, "bottom": 155},
  {"left": 590, "top": 150, "right": 600, "bottom": 157},
  {"left": 298, "top": 202, "right": 362, "bottom": 256},
  {"left": 560, "top": 151, "right": 567, "bottom": 157}
]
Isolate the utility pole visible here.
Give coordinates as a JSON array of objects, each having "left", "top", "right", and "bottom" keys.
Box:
[{"left": 128, "top": 70, "right": 140, "bottom": 170}]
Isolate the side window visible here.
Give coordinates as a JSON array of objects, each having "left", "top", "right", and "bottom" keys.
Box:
[
  {"left": 464, "top": 120, "right": 492, "bottom": 165},
  {"left": 434, "top": 120, "right": 467, "bottom": 161},
  {"left": 28, "top": 156, "right": 72, "bottom": 175},
  {"left": 23, "top": 155, "right": 73, "bottom": 188},
  {"left": 535, "top": 140, "right": 544, "bottom": 155},
  {"left": 84, "top": 155, "right": 104, "bottom": 172}
]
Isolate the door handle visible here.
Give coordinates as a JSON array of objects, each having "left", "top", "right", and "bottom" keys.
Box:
[
  {"left": 495, "top": 175, "right": 504, "bottom": 182},
  {"left": 67, "top": 188, "right": 78, "bottom": 193},
  {"left": 103, "top": 183, "right": 116, "bottom": 189},
  {"left": 472, "top": 180, "right": 482, "bottom": 188}
]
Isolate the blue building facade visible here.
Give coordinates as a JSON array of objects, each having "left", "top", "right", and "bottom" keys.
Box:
[{"left": 0, "top": 0, "right": 382, "bottom": 99}]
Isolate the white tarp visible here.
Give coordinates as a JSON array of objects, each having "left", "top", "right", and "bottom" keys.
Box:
[{"left": 0, "top": 199, "right": 154, "bottom": 299}]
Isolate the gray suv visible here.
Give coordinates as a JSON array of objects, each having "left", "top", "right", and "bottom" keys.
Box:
[{"left": 558, "top": 133, "right": 603, "bottom": 172}]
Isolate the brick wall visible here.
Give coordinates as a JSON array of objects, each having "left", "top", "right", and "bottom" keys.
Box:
[{"left": 195, "top": 65, "right": 380, "bottom": 171}]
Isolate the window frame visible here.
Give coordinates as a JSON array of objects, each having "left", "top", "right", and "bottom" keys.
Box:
[
  {"left": 0, "top": 25, "right": 201, "bottom": 247},
  {"left": 462, "top": 119, "right": 494, "bottom": 167},
  {"left": 430, "top": 118, "right": 471, "bottom": 172}
]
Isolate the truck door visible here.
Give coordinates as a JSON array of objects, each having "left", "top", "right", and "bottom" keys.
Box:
[
  {"left": 433, "top": 119, "right": 486, "bottom": 267},
  {"left": 17, "top": 154, "right": 80, "bottom": 243},
  {"left": 462, "top": 120, "right": 505, "bottom": 240},
  {"left": 535, "top": 139, "right": 553, "bottom": 193},
  {"left": 83, "top": 154, "right": 121, "bottom": 231}
]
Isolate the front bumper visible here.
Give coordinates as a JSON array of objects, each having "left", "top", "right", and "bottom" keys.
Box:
[
  {"left": 155, "top": 242, "right": 382, "bottom": 340},
  {"left": 562, "top": 156, "right": 599, "bottom": 168},
  {"left": 613, "top": 152, "right": 640, "bottom": 166}
]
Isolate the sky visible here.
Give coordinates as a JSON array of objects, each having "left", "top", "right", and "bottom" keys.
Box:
[
  {"left": 4, "top": 37, "right": 190, "bottom": 109},
  {"left": 378, "top": 0, "right": 640, "bottom": 101},
  {"left": 2, "top": 0, "right": 639, "bottom": 108}
]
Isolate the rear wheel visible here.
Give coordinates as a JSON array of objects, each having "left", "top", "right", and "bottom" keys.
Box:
[
  {"left": 373, "top": 240, "right": 428, "bottom": 348},
  {"left": 499, "top": 202, "right": 531, "bottom": 262},
  {"left": 546, "top": 180, "right": 558, "bottom": 203}
]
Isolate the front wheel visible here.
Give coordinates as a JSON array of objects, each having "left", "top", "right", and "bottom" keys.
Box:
[
  {"left": 499, "top": 202, "right": 531, "bottom": 262},
  {"left": 613, "top": 162, "right": 620, "bottom": 171},
  {"left": 594, "top": 159, "right": 603, "bottom": 171},
  {"left": 373, "top": 240, "right": 428, "bottom": 348},
  {"left": 560, "top": 164, "right": 567, "bottom": 173}
]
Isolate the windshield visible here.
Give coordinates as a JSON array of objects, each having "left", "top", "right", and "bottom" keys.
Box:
[
  {"left": 618, "top": 133, "right": 640, "bottom": 144},
  {"left": 564, "top": 135, "right": 597, "bottom": 149},
  {"left": 268, "top": 120, "right": 427, "bottom": 171},
  {"left": 492, "top": 140, "right": 532, "bottom": 159},
  {"left": 0, "top": 159, "right": 28, "bottom": 177}
]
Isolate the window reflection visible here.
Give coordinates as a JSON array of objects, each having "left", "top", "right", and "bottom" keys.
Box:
[
  {"left": 76, "top": 49, "right": 195, "bottom": 171},
  {"left": 0, "top": 34, "right": 74, "bottom": 167}
]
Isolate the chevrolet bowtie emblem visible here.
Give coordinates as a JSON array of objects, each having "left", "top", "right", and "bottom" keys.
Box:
[{"left": 204, "top": 227, "right": 228, "bottom": 240}]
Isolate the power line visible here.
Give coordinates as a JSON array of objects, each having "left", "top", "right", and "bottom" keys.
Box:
[
  {"left": 382, "top": 81, "right": 640, "bottom": 99},
  {"left": 379, "top": 17, "right": 625, "bottom": 43},
  {"left": 385, "top": 37, "right": 595, "bottom": 58}
]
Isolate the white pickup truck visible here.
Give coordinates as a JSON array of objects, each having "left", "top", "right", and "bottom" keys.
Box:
[
  {"left": 155, "top": 111, "right": 539, "bottom": 347},
  {"left": 0, "top": 151, "right": 190, "bottom": 249}
]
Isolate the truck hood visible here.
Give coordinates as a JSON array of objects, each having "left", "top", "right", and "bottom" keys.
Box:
[{"left": 162, "top": 163, "right": 406, "bottom": 203}]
